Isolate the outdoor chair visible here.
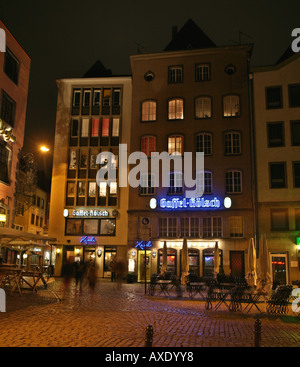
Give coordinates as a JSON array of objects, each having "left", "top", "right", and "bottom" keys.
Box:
[{"left": 266, "top": 285, "right": 293, "bottom": 315}]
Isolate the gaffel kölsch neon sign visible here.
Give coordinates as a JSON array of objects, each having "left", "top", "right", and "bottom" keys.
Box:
[{"left": 150, "top": 197, "right": 232, "bottom": 210}]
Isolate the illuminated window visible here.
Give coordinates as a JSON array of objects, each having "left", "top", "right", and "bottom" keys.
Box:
[
  {"left": 101, "top": 118, "right": 109, "bottom": 137},
  {"left": 195, "top": 96, "right": 211, "bottom": 118},
  {"left": 168, "top": 98, "right": 184, "bottom": 120},
  {"left": 223, "top": 95, "right": 240, "bottom": 117},
  {"left": 168, "top": 135, "right": 183, "bottom": 155},
  {"left": 229, "top": 216, "right": 243, "bottom": 237},
  {"left": 91, "top": 119, "right": 99, "bottom": 137},
  {"left": 141, "top": 135, "right": 156, "bottom": 157},
  {"left": 81, "top": 118, "right": 89, "bottom": 137},
  {"left": 141, "top": 100, "right": 156, "bottom": 122}
]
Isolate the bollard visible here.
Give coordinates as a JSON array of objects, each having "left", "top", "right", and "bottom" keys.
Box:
[
  {"left": 254, "top": 318, "right": 261, "bottom": 347},
  {"left": 145, "top": 325, "right": 154, "bottom": 347}
]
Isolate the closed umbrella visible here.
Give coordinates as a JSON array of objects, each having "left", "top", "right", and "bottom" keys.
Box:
[
  {"left": 245, "top": 238, "right": 257, "bottom": 287},
  {"left": 159, "top": 241, "right": 167, "bottom": 277},
  {"left": 181, "top": 238, "right": 189, "bottom": 296},
  {"left": 214, "top": 242, "right": 220, "bottom": 278},
  {"left": 256, "top": 233, "right": 272, "bottom": 295}
]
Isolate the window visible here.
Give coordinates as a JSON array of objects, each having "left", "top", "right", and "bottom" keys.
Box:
[
  {"left": 168, "top": 98, "right": 184, "bottom": 120},
  {"left": 203, "top": 218, "right": 222, "bottom": 237},
  {"left": 270, "top": 163, "right": 286, "bottom": 188},
  {"left": 0, "top": 91, "right": 16, "bottom": 126},
  {"left": 100, "top": 219, "right": 116, "bottom": 236},
  {"left": 168, "top": 172, "right": 183, "bottom": 194},
  {"left": 195, "top": 64, "right": 210, "bottom": 81},
  {"left": 195, "top": 96, "right": 211, "bottom": 118},
  {"left": 168, "top": 135, "right": 183, "bottom": 156},
  {"left": 229, "top": 216, "right": 243, "bottom": 237},
  {"left": 266, "top": 86, "right": 282, "bottom": 109},
  {"left": 102, "top": 88, "right": 111, "bottom": 114},
  {"left": 203, "top": 171, "right": 213, "bottom": 194},
  {"left": 83, "top": 219, "right": 98, "bottom": 235},
  {"left": 69, "top": 149, "right": 77, "bottom": 169},
  {"left": 88, "top": 182, "right": 96, "bottom": 197},
  {"left": 267, "top": 122, "right": 284, "bottom": 147},
  {"left": 223, "top": 95, "right": 240, "bottom": 117},
  {"left": 141, "top": 135, "right": 156, "bottom": 157},
  {"left": 31, "top": 214, "right": 35, "bottom": 225},
  {"left": 0, "top": 142, "right": 11, "bottom": 184},
  {"left": 73, "top": 90, "right": 81, "bottom": 107},
  {"left": 112, "top": 88, "right": 121, "bottom": 114},
  {"left": 81, "top": 118, "right": 89, "bottom": 138},
  {"left": 83, "top": 90, "right": 91, "bottom": 106},
  {"left": 66, "top": 219, "right": 82, "bottom": 235},
  {"left": 112, "top": 118, "right": 119, "bottom": 137},
  {"left": 141, "top": 100, "right": 156, "bottom": 122},
  {"left": 291, "top": 121, "right": 300, "bottom": 146},
  {"left": 140, "top": 173, "right": 155, "bottom": 195},
  {"left": 289, "top": 84, "right": 300, "bottom": 107},
  {"left": 93, "top": 89, "right": 101, "bottom": 106},
  {"left": 180, "top": 217, "right": 200, "bottom": 237},
  {"left": 91, "top": 118, "right": 99, "bottom": 137},
  {"left": 4, "top": 48, "right": 19, "bottom": 84},
  {"left": 71, "top": 119, "right": 79, "bottom": 137},
  {"left": 101, "top": 118, "right": 109, "bottom": 137},
  {"left": 224, "top": 132, "right": 241, "bottom": 154},
  {"left": 293, "top": 162, "right": 300, "bottom": 188},
  {"left": 168, "top": 65, "right": 183, "bottom": 83},
  {"left": 159, "top": 217, "right": 177, "bottom": 237},
  {"left": 196, "top": 133, "right": 212, "bottom": 155},
  {"left": 271, "top": 209, "right": 289, "bottom": 231},
  {"left": 225, "top": 170, "right": 242, "bottom": 193},
  {"left": 77, "top": 181, "right": 86, "bottom": 196}
]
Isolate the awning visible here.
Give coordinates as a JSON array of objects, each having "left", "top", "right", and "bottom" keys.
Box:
[{"left": 0, "top": 227, "right": 56, "bottom": 247}]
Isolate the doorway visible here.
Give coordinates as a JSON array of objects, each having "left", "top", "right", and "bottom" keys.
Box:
[
  {"left": 270, "top": 253, "right": 288, "bottom": 285},
  {"left": 138, "top": 250, "right": 151, "bottom": 282},
  {"left": 230, "top": 251, "right": 245, "bottom": 277}
]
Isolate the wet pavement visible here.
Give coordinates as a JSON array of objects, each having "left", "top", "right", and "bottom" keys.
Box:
[{"left": 0, "top": 278, "right": 299, "bottom": 347}]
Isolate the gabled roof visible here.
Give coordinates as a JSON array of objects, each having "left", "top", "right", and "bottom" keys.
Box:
[
  {"left": 83, "top": 60, "right": 112, "bottom": 78},
  {"left": 164, "top": 19, "right": 216, "bottom": 52}
]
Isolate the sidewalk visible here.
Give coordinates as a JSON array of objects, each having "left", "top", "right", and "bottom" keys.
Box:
[{"left": 0, "top": 277, "right": 299, "bottom": 347}]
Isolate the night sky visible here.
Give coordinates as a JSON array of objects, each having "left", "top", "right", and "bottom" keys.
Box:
[{"left": 1, "top": 0, "right": 300, "bottom": 168}]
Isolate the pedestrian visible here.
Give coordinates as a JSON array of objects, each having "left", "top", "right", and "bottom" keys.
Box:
[
  {"left": 115, "top": 257, "right": 126, "bottom": 290},
  {"left": 75, "top": 260, "right": 85, "bottom": 290},
  {"left": 110, "top": 256, "right": 117, "bottom": 282},
  {"left": 87, "top": 262, "right": 97, "bottom": 297},
  {"left": 61, "top": 258, "right": 73, "bottom": 298}
]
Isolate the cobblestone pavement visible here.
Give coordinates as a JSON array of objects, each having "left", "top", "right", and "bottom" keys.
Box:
[{"left": 0, "top": 278, "right": 299, "bottom": 347}]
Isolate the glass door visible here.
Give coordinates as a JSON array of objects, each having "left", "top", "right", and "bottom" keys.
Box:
[{"left": 270, "top": 253, "right": 288, "bottom": 285}]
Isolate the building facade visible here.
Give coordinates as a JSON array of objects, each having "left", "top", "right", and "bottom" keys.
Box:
[
  {"left": 252, "top": 51, "right": 300, "bottom": 285},
  {"left": 0, "top": 21, "right": 31, "bottom": 263},
  {"left": 48, "top": 71, "right": 132, "bottom": 277},
  {"left": 127, "top": 21, "right": 256, "bottom": 282}
]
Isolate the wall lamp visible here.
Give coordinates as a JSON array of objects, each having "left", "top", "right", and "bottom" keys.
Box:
[{"left": 97, "top": 249, "right": 102, "bottom": 258}]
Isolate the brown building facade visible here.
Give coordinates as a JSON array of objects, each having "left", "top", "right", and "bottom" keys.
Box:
[{"left": 127, "top": 23, "right": 255, "bottom": 282}]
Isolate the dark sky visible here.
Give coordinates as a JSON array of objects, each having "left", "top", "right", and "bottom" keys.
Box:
[{"left": 1, "top": 0, "right": 300, "bottom": 162}]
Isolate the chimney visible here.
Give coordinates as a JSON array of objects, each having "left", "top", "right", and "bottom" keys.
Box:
[{"left": 172, "top": 26, "right": 178, "bottom": 39}]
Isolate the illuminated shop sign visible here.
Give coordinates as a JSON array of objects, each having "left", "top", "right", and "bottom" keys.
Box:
[
  {"left": 135, "top": 240, "right": 153, "bottom": 250},
  {"left": 63, "top": 209, "right": 109, "bottom": 218},
  {"left": 150, "top": 197, "right": 232, "bottom": 210},
  {"left": 80, "top": 236, "right": 97, "bottom": 245}
]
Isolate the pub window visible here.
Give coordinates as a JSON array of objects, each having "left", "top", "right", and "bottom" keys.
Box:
[
  {"left": 266, "top": 86, "right": 282, "bottom": 109},
  {"left": 195, "top": 64, "right": 210, "bottom": 81},
  {"left": 4, "top": 48, "right": 19, "bottom": 84},
  {"left": 0, "top": 90, "right": 16, "bottom": 126},
  {"left": 141, "top": 100, "right": 156, "bottom": 122},
  {"left": 168, "top": 65, "right": 183, "bottom": 84},
  {"left": 195, "top": 96, "right": 211, "bottom": 118},
  {"left": 269, "top": 162, "right": 286, "bottom": 188},
  {"left": 288, "top": 84, "right": 300, "bottom": 108},
  {"left": 66, "top": 218, "right": 82, "bottom": 235},
  {"left": 158, "top": 247, "right": 177, "bottom": 275},
  {"left": 291, "top": 121, "right": 300, "bottom": 146},
  {"left": 224, "top": 131, "right": 241, "bottom": 154},
  {"left": 267, "top": 122, "right": 284, "bottom": 147},
  {"left": 223, "top": 95, "right": 240, "bottom": 117},
  {"left": 100, "top": 219, "right": 116, "bottom": 236},
  {"left": 168, "top": 98, "right": 184, "bottom": 120},
  {"left": 159, "top": 217, "right": 177, "bottom": 237},
  {"left": 229, "top": 216, "right": 243, "bottom": 237},
  {"left": 271, "top": 209, "right": 289, "bottom": 231}
]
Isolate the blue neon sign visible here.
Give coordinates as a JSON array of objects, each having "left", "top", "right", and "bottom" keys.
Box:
[
  {"left": 135, "top": 241, "right": 153, "bottom": 250},
  {"left": 150, "top": 197, "right": 231, "bottom": 210},
  {"left": 80, "top": 236, "right": 97, "bottom": 245}
]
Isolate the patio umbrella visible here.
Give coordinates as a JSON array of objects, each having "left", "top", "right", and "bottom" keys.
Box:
[
  {"left": 256, "top": 233, "right": 272, "bottom": 295},
  {"left": 214, "top": 242, "right": 220, "bottom": 278},
  {"left": 159, "top": 241, "right": 167, "bottom": 277},
  {"left": 181, "top": 238, "right": 189, "bottom": 296},
  {"left": 245, "top": 238, "right": 257, "bottom": 287}
]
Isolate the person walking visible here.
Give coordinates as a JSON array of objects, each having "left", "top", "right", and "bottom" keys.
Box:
[{"left": 110, "top": 257, "right": 117, "bottom": 282}]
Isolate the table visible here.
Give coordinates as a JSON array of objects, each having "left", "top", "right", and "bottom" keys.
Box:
[
  {"left": 189, "top": 282, "right": 206, "bottom": 299},
  {"left": 214, "top": 289, "right": 231, "bottom": 311},
  {"left": 20, "top": 270, "right": 48, "bottom": 293},
  {"left": 156, "top": 280, "right": 172, "bottom": 297},
  {"left": 0, "top": 267, "right": 23, "bottom": 295}
]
